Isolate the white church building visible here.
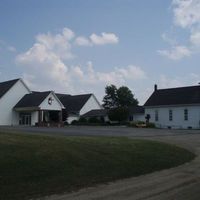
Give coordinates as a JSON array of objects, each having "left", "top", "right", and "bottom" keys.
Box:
[
  {"left": 144, "top": 84, "right": 200, "bottom": 129},
  {"left": 0, "top": 78, "right": 102, "bottom": 126}
]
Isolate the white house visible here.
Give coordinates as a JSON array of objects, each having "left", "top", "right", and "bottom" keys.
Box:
[
  {"left": 0, "top": 79, "right": 31, "bottom": 125},
  {"left": 0, "top": 78, "right": 102, "bottom": 126},
  {"left": 81, "top": 109, "right": 109, "bottom": 122},
  {"left": 144, "top": 84, "right": 200, "bottom": 129},
  {"left": 56, "top": 93, "right": 102, "bottom": 123}
]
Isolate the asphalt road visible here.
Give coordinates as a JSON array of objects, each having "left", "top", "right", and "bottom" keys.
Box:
[{"left": 1, "top": 126, "right": 200, "bottom": 200}]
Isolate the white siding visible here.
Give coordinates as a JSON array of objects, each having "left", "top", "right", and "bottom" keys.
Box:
[
  {"left": 133, "top": 114, "right": 145, "bottom": 122},
  {"left": 39, "top": 93, "right": 63, "bottom": 111},
  {"left": 0, "top": 80, "right": 30, "bottom": 125},
  {"left": 67, "top": 116, "right": 79, "bottom": 124},
  {"left": 79, "top": 95, "right": 102, "bottom": 115},
  {"left": 145, "top": 106, "right": 200, "bottom": 129},
  {"left": 31, "top": 111, "right": 38, "bottom": 126}
]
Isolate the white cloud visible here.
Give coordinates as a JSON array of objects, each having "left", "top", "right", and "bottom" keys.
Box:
[
  {"left": 158, "top": 45, "right": 191, "bottom": 60},
  {"left": 75, "top": 36, "right": 92, "bottom": 46},
  {"left": 16, "top": 27, "right": 145, "bottom": 103},
  {"left": 172, "top": 0, "right": 200, "bottom": 28},
  {"left": 75, "top": 32, "right": 119, "bottom": 46},
  {"left": 161, "top": 33, "right": 177, "bottom": 45},
  {"left": 16, "top": 42, "right": 70, "bottom": 90},
  {"left": 159, "top": 0, "right": 200, "bottom": 60},
  {"left": 190, "top": 30, "right": 200, "bottom": 46},
  {"left": 81, "top": 62, "right": 146, "bottom": 85},
  {"left": 35, "top": 27, "right": 75, "bottom": 60},
  {"left": 157, "top": 73, "right": 200, "bottom": 89},
  {"left": 71, "top": 66, "right": 84, "bottom": 78},
  {"left": 158, "top": 75, "right": 183, "bottom": 88},
  {"left": 90, "top": 32, "right": 119, "bottom": 45}
]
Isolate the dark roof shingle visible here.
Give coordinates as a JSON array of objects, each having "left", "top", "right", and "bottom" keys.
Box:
[
  {"left": 129, "top": 106, "right": 145, "bottom": 114},
  {"left": 15, "top": 91, "right": 51, "bottom": 108},
  {"left": 0, "top": 79, "right": 20, "bottom": 99},
  {"left": 144, "top": 85, "right": 200, "bottom": 107},
  {"left": 57, "top": 93, "right": 92, "bottom": 113},
  {"left": 82, "top": 109, "right": 108, "bottom": 118}
]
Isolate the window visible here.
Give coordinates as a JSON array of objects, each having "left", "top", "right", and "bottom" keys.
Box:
[
  {"left": 155, "top": 110, "right": 158, "bottom": 121},
  {"left": 184, "top": 109, "right": 188, "bottom": 121},
  {"left": 169, "top": 110, "right": 173, "bottom": 121}
]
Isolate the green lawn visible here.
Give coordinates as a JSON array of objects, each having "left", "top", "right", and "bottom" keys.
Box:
[{"left": 0, "top": 132, "right": 195, "bottom": 200}]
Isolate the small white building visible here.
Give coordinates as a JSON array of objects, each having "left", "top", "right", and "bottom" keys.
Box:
[
  {"left": 0, "top": 78, "right": 102, "bottom": 126},
  {"left": 144, "top": 84, "right": 200, "bottom": 129},
  {"left": 56, "top": 93, "right": 102, "bottom": 124},
  {"left": 81, "top": 109, "right": 109, "bottom": 122},
  {"left": 128, "top": 106, "right": 145, "bottom": 122}
]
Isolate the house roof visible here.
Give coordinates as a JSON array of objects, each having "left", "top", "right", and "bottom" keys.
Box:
[
  {"left": 56, "top": 93, "right": 92, "bottom": 113},
  {"left": 129, "top": 106, "right": 145, "bottom": 114},
  {"left": 0, "top": 79, "right": 20, "bottom": 99},
  {"left": 82, "top": 109, "right": 108, "bottom": 118},
  {"left": 144, "top": 85, "right": 200, "bottom": 107},
  {"left": 14, "top": 91, "right": 51, "bottom": 108}
]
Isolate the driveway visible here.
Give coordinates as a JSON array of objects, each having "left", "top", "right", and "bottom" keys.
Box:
[{"left": 1, "top": 126, "right": 200, "bottom": 200}]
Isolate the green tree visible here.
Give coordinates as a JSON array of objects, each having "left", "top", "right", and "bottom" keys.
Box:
[
  {"left": 103, "top": 85, "right": 138, "bottom": 109},
  {"left": 102, "top": 85, "right": 118, "bottom": 109},
  {"left": 117, "top": 86, "right": 138, "bottom": 107}
]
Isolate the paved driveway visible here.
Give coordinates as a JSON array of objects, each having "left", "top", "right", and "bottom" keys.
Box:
[
  {"left": 1, "top": 126, "right": 200, "bottom": 200},
  {"left": 1, "top": 125, "right": 200, "bottom": 137}
]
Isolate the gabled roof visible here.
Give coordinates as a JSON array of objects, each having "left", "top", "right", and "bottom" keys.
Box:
[
  {"left": 144, "top": 85, "right": 200, "bottom": 107},
  {"left": 0, "top": 79, "right": 20, "bottom": 99},
  {"left": 56, "top": 93, "right": 92, "bottom": 113},
  {"left": 82, "top": 109, "right": 108, "bottom": 118},
  {"left": 129, "top": 106, "right": 145, "bottom": 114},
  {"left": 14, "top": 91, "right": 51, "bottom": 108}
]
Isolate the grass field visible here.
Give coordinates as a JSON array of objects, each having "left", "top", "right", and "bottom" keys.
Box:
[{"left": 0, "top": 132, "right": 195, "bottom": 200}]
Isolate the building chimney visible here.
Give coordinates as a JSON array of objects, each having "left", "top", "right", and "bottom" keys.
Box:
[{"left": 154, "top": 84, "right": 157, "bottom": 91}]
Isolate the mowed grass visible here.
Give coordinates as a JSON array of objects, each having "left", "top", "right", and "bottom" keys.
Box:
[{"left": 0, "top": 132, "right": 195, "bottom": 200}]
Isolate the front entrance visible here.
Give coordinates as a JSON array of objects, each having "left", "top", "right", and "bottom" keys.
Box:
[
  {"left": 19, "top": 113, "right": 31, "bottom": 125},
  {"left": 38, "top": 110, "right": 63, "bottom": 127}
]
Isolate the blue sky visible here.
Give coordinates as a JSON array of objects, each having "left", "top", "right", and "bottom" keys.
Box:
[{"left": 0, "top": 0, "right": 200, "bottom": 104}]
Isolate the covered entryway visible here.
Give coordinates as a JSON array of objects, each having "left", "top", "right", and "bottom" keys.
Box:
[
  {"left": 14, "top": 91, "right": 65, "bottom": 126},
  {"left": 38, "top": 110, "right": 62, "bottom": 126}
]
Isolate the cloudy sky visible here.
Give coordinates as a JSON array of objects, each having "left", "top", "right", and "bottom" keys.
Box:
[{"left": 0, "top": 0, "right": 200, "bottom": 104}]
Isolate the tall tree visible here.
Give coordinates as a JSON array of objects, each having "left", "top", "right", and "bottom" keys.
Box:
[
  {"left": 102, "top": 85, "right": 118, "bottom": 109},
  {"left": 117, "top": 86, "right": 138, "bottom": 107},
  {"left": 103, "top": 85, "right": 138, "bottom": 109}
]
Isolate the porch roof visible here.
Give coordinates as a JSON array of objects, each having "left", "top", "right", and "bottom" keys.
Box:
[{"left": 14, "top": 91, "right": 51, "bottom": 109}]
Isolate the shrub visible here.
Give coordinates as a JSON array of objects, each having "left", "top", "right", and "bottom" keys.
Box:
[
  {"left": 71, "top": 120, "right": 78, "bottom": 125},
  {"left": 146, "top": 122, "right": 156, "bottom": 128},
  {"left": 78, "top": 117, "right": 88, "bottom": 123},
  {"left": 88, "top": 117, "right": 101, "bottom": 124},
  {"left": 128, "top": 122, "right": 137, "bottom": 127},
  {"left": 64, "top": 121, "right": 69, "bottom": 126},
  {"left": 108, "top": 107, "right": 129, "bottom": 123}
]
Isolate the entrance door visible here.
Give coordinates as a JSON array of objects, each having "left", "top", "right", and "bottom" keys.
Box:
[{"left": 19, "top": 113, "right": 31, "bottom": 125}]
